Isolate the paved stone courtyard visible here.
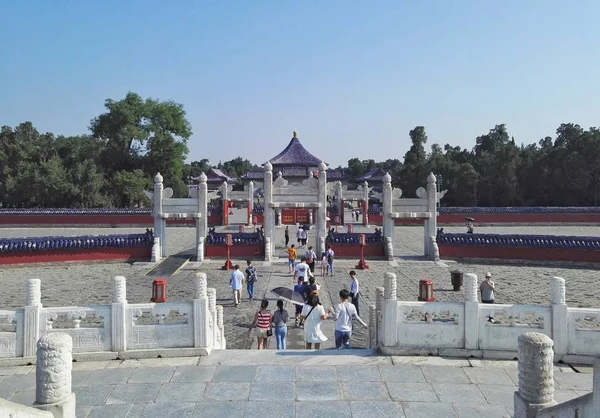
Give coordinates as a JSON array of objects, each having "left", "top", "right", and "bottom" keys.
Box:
[{"left": 0, "top": 350, "right": 594, "bottom": 418}]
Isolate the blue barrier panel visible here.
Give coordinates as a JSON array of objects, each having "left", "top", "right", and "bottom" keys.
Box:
[{"left": 0, "top": 232, "right": 154, "bottom": 253}]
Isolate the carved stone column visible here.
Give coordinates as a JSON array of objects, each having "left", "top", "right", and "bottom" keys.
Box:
[
  {"left": 463, "top": 273, "right": 479, "bottom": 350},
  {"left": 153, "top": 173, "right": 165, "bottom": 259},
  {"left": 24, "top": 278, "right": 42, "bottom": 358},
  {"left": 368, "top": 304, "right": 377, "bottom": 349},
  {"left": 34, "top": 333, "right": 76, "bottom": 418},
  {"left": 362, "top": 181, "right": 369, "bottom": 226},
  {"left": 425, "top": 173, "right": 437, "bottom": 257},
  {"left": 336, "top": 181, "right": 344, "bottom": 225},
  {"left": 111, "top": 276, "right": 127, "bottom": 352},
  {"left": 151, "top": 237, "right": 161, "bottom": 263},
  {"left": 207, "top": 288, "right": 217, "bottom": 349},
  {"left": 550, "top": 276, "right": 568, "bottom": 358},
  {"left": 382, "top": 173, "right": 394, "bottom": 260},
  {"left": 430, "top": 236, "right": 440, "bottom": 261},
  {"left": 197, "top": 172, "right": 208, "bottom": 261},
  {"left": 593, "top": 356, "right": 600, "bottom": 414},
  {"left": 248, "top": 181, "right": 254, "bottom": 226},
  {"left": 375, "top": 286, "right": 385, "bottom": 346},
  {"left": 514, "top": 332, "right": 557, "bottom": 417},
  {"left": 221, "top": 181, "right": 229, "bottom": 226},
  {"left": 263, "top": 162, "right": 274, "bottom": 261},
  {"left": 316, "top": 162, "right": 327, "bottom": 256},
  {"left": 216, "top": 305, "right": 225, "bottom": 349},
  {"left": 382, "top": 273, "right": 398, "bottom": 347},
  {"left": 193, "top": 273, "right": 210, "bottom": 348}
]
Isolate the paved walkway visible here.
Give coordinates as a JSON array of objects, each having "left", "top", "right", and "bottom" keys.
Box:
[{"left": 0, "top": 350, "right": 594, "bottom": 418}]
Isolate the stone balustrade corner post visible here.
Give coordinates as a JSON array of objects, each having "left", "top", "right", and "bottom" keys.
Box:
[
  {"left": 382, "top": 273, "right": 398, "bottom": 347},
  {"left": 111, "top": 276, "right": 127, "bottom": 352},
  {"left": 463, "top": 273, "right": 480, "bottom": 350},
  {"left": 593, "top": 355, "right": 600, "bottom": 414},
  {"left": 207, "top": 288, "right": 218, "bottom": 349},
  {"left": 193, "top": 273, "right": 210, "bottom": 349},
  {"left": 550, "top": 276, "right": 568, "bottom": 358},
  {"left": 24, "top": 278, "right": 42, "bottom": 358}
]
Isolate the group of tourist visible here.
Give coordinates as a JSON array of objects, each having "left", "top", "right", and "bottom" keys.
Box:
[{"left": 287, "top": 245, "right": 335, "bottom": 276}]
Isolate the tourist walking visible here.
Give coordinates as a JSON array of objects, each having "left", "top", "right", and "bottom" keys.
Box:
[
  {"left": 305, "top": 245, "right": 317, "bottom": 273},
  {"left": 249, "top": 299, "right": 271, "bottom": 349},
  {"left": 326, "top": 246, "right": 335, "bottom": 276},
  {"left": 480, "top": 272, "right": 496, "bottom": 304},
  {"left": 294, "top": 257, "right": 313, "bottom": 284},
  {"left": 296, "top": 225, "right": 303, "bottom": 245},
  {"left": 230, "top": 264, "right": 244, "bottom": 306},
  {"left": 320, "top": 252, "right": 327, "bottom": 276},
  {"left": 300, "top": 294, "right": 328, "bottom": 349},
  {"left": 284, "top": 226, "right": 290, "bottom": 247},
  {"left": 245, "top": 259, "right": 257, "bottom": 300},
  {"left": 287, "top": 244, "right": 297, "bottom": 273},
  {"left": 349, "top": 270, "right": 361, "bottom": 316},
  {"left": 271, "top": 299, "right": 289, "bottom": 350},
  {"left": 293, "top": 277, "right": 305, "bottom": 327},
  {"left": 300, "top": 228, "right": 307, "bottom": 248},
  {"left": 328, "top": 289, "right": 368, "bottom": 349}
]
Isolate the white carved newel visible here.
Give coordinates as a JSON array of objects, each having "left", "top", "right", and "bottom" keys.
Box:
[
  {"left": 248, "top": 181, "right": 254, "bottom": 226},
  {"left": 216, "top": 305, "right": 226, "bottom": 349},
  {"left": 34, "top": 333, "right": 76, "bottom": 417},
  {"left": 463, "top": 273, "right": 479, "bottom": 350},
  {"left": 153, "top": 173, "right": 165, "bottom": 259},
  {"left": 221, "top": 181, "right": 229, "bottom": 226},
  {"left": 193, "top": 273, "right": 210, "bottom": 349},
  {"left": 382, "top": 173, "right": 394, "bottom": 260},
  {"left": 593, "top": 356, "right": 600, "bottom": 414},
  {"left": 514, "top": 332, "right": 557, "bottom": 417},
  {"left": 263, "top": 162, "right": 274, "bottom": 261},
  {"left": 336, "top": 181, "right": 344, "bottom": 225},
  {"left": 368, "top": 304, "right": 377, "bottom": 349},
  {"left": 197, "top": 172, "right": 208, "bottom": 261},
  {"left": 425, "top": 173, "right": 437, "bottom": 257},
  {"left": 207, "top": 288, "right": 218, "bottom": 349},
  {"left": 316, "top": 161, "right": 327, "bottom": 256},
  {"left": 375, "top": 286, "right": 385, "bottom": 346},
  {"left": 430, "top": 237, "right": 440, "bottom": 261},
  {"left": 111, "top": 276, "right": 127, "bottom": 352},
  {"left": 550, "top": 276, "right": 568, "bottom": 358},
  {"left": 151, "top": 237, "right": 161, "bottom": 263},
  {"left": 362, "top": 181, "right": 369, "bottom": 226},
  {"left": 382, "top": 273, "right": 398, "bottom": 347},
  {"left": 24, "top": 278, "right": 42, "bottom": 357}
]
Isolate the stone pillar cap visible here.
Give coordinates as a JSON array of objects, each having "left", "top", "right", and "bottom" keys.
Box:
[
  {"left": 198, "top": 172, "right": 207, "bottom": 182},
  {"left": 37, "top": 333, "right": 72, "bottom": 350},
  {"left": 154, "top": 172, "right": 163, "bottom": 183},
  {"left": 264, "top": 161, "right": 273, "bottom": 171},
  {"left": 518, "top": 332, "right": 554, "bottom": 346}
]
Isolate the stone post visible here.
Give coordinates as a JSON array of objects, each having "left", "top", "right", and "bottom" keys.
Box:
[
  {"left": 316, "top": 161, "right": 327, "bottom": 256},
  {"left": 514, "top": 332, "right": 557, "bottom": 417},
  {"left": 263, "top": 162, "right": 274, "bottom": 261},
  {"left": 221, "top": 181, "right": 229, "bottom": 226},
  {"left": 382, "top": 273, "right": 398, "bottom": 347},
  {"left": 111, "top": 276, "right": 127, "bottom": 352},
  {"left": 430, "top": 236, "right": 440, "bottom": 261},
  {"left": 362, "top": 181, "right": 369, "bottom": 226},
  {"left": 216, "top": 305, "right": 225, "bottom": 349},
  {"left": 151, "top": 237, "right": 161, "bottom": 263},
  {"left": 463, "top": 273, "right": 479, "bottom": 350},
  {"left": 193, "top": 273, "right": 210, "bottom": 348},
  {"left": 336, "top": 181, "right": 344, "bottom": 225},
  {"left": 308, "top": 210, "right": 313, "bottom": 225},
  {"left": 207, "top": 288, "right": 218, "bottom": 349},
  {"left": 425, "top": 173, "right": 437, "bottom": 257},
  {"left": 550, "top": 276, "right": 568, "bottom": 359},
  {"left": 24, "top": 278, "right": 42, "bottom": 358},
  {"left": 153, "top": 173, "right": 164, "bottom": 260},
  {"left": 382, "top": 173, "right": 394, "bottom": 260},
  {"left": 593, "top": 356, "right": 600, "bottom": 414},
  {"left": 368, "top": 304, "right": 377, "bottom": 349},
  {"left": 34, "top": 333, "right": 76, "bottom": 418},
  {"left": 248, "top": 181, "right": 254, "bottom": 226},
  {"left": 197, "top": 172, "right": 208, "bottom": 261},
  {"left": 375, "top": 286, "right": 385, "bottom": 346}
]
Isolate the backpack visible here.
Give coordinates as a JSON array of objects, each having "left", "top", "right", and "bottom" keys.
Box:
[
  {"left": 306, "top": 251, "right": 314, "bottom": 264},
  {"left": 247, "top": 267, "right": 257, "bottom": 283},
  {"left": 327, "top": 251, "right": 334, "bottom": 263}
]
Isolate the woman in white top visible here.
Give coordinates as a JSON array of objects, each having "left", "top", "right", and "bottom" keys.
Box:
[{"left": 299, "top": 293, "right": 328, "bottom": 349}]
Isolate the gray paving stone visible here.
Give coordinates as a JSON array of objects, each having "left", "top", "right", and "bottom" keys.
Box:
[
  {"left": 336, "top": 365, "right": 381, "bottom": 381},
  {"left": 386, "top": 383, "right": 437, "bottom": 402},
  {"left": 463, "top": 368, "right": 514, "bottom": 385},
  {"left": 88, "top": 368, "right": 134, "bottom": 385},
  {"left": 378, "top": 365, "right": 426, "bottom": 383},
  {"left": 295, "top": 401, "right": 352, "bottom": 418},
  {"left": 350, "top": 401, "right": 405, "bottom": 418},
  {"left": 477, "top": 384, "right": 518, "bottom": 408},
  {"left": 192, "top": 401, "right": 245, "bottom": 418},
  {"left": 105, "top": 383, "right": 161, "bottom": 404},
  {"left": 420, "top": 366, "right": 470, "bottom": 384},
  {"left": 203, "top": 382, "right": 250, "bottom": 400},
  {"left": 72, "top": 370, "right": 93, "bottom": 386},
  {"left": 128, "top": 366, "right": 175, "bottom": 383},
  {"left": 74, "top": 385, "right": 115, "bottom": 406},
  {"left": 402, "top": 402, "right": 458, "bottom": 418},
  {"left": 296, "top": 365, "right": 338, "bottom": 381},
  {"left": 432, "top": 383, "right": 486, "bottom": 403},
  {"left": 154, "top": 382, "right": 206, "bottom": 403},
  {"left": 170, "top": 366, "right": 216, "bottom": 382},
  {"left": 8, "top": 390, "right": 35, "bottom": 405},
  {"left": 296, "top": 381, "right": 343, "bottom": 401},
  {"left": 245, "top": 401, "right": 295, "bottom": 418},
  {"left": 341, "top": 381, "right": 390, "bottom": 401},
  {"left": 554, "top": 372, "right": 594, "bottom": 390},
  {"left": 0, "top": 374, "right": 36, "bottom": 394},
  {"left": 140, "top": 402, "right": 195, "bottom": 418},
  {"left": 452, "top": 404, "right": 511, "bottom": 418},
  {"left": 76, "top": 405, "right": 94, "bottom": 418},
  {"left": 554, "top": 389, "right": 583, "bottom": 403},
  {"left": 88, "top": 404, "right": 137, "bottom": 418},
  {"left": 212, "top": 365, "right": 257, "bottom": 382},
  {"left": 126, "top": 404, "right": 146, "bottom": 417},
  {"left": 255, "top": 365, "right": 295, "bottom": 381},
  {"left": 249, "top": 381, "right": 295, "bottom": 401}
]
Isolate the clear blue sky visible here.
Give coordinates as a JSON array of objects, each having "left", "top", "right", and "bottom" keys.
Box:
[{"left": 1, "top": 1, "right": 599, "bottom": 168}]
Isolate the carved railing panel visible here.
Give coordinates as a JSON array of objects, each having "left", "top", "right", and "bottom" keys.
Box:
[
  {"left": 126, "top": 303, "right": 194, "bottom": 350},
  {"left": 41, "top": 306, "right": 111, "bottom": 352},
  {"left": 0, "top": 309, "right": 22, "bottom": 358},
  {"left": 567, "top": 307, "right": 600, "bottom": 356}
]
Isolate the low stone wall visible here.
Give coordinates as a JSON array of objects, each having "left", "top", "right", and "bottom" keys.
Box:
[
  {"left": 438, "top": 206, "right": 600, "bottom": 225},
  {"left": 326, "top": 232, "right": 385, "bottom": 258},
  {"left": 437, "top": 233, "right": 600, "bottom": 263},
  {"left": 0, "top": 232, "right": 153, "bottom": 265},
  {"left": 204, "top": 232, "right": 265, "bottom": 258}
]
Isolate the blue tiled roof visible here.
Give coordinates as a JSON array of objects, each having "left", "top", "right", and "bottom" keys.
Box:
[
  {"left": 438, "top": 207, "right": 600, "bottom": 214},
  {"left": 242, "top": 170, "right": 264, "bottom": 180},
  {"left": 206, "top": 232, "right": 264, "bottom": 245},
  {"left": 0, "top": 232, "right": 154, "bottom": 253},
  {"left": 326, "top": 232, "right": 384, "bottom": 245},
  {"left": 267, "top": 133, "right": 325, "bottom": 166},
  {"left": 437, "top": 233, "right": 600, "bottom": 250},
  {"left": 0, "top": 208, "right": 151, "bottom": 215},
  {"left": 327, "top": 169, "right": 349, "bottom": 180},
  {"left": 356, "top": 168, "right": 387, "bottom": 182}
]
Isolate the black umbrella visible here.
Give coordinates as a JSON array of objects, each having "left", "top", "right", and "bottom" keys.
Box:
[
  {"left": 270, "top": 287, "right": 305, "bottom": 306},
  {"left": 465, "top": 217, "right": 475, "bottom": 222},
  {"left": 301, "top": 224, "right": 311, "bottom": 231}
]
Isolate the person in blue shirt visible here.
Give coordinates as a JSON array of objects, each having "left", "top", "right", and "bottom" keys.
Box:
[
  {"left": 293, "top": 277, "right": 306, "bottom": 327},
  {"left": 230, "top": 265, "right": 245, "bottom": 306}
]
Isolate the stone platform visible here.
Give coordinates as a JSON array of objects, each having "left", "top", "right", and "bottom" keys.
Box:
[{"left": 0, "top": 350, "right": 594, "bottom": 418}]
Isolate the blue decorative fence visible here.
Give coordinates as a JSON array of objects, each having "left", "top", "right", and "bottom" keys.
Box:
[
  {"left": 206, "top": 232, "right": 265, "bottom": 245},
  {"left": 437, "top": 233, "right": 600, "bottom": 250},
  {"left": 0, "top": 232, "right": 154, "bottom": 253},
  {"left": 326, "top": 232, "right": 384, "bottom": 245}
]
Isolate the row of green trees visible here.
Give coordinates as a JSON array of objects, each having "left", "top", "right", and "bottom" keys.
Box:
[{"left": 1, "top": 91, "right": 599, "bottom": 208}]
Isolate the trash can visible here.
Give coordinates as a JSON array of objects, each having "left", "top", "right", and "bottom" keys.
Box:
[{"left": 451, "top": 270, "right": 463, "bottom": 291}]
